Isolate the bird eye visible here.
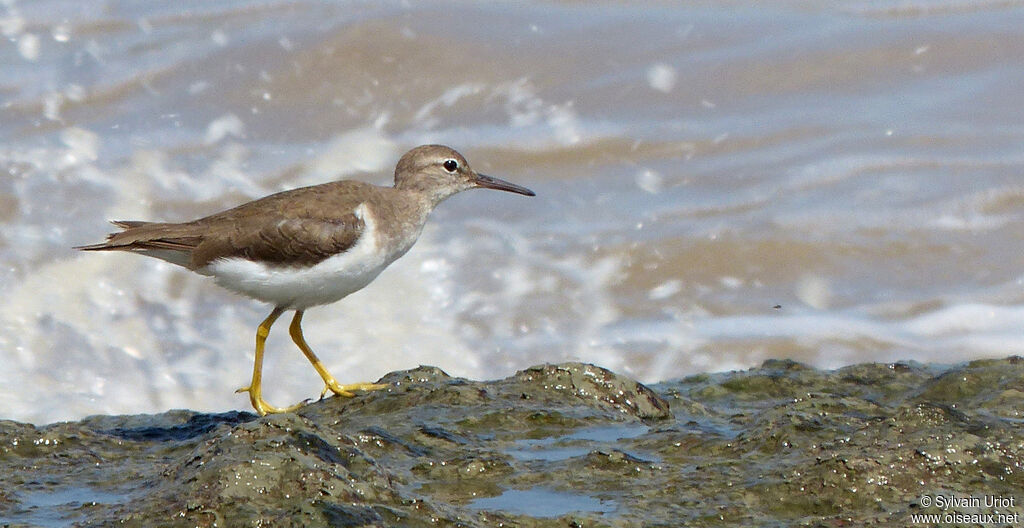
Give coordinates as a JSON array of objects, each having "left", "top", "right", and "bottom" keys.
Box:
[{"left": 443, "top": 159, "right": 458, "bottom": 173}]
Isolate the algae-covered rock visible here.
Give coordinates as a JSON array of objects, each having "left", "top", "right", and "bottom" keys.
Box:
[
  {"left": 509, "top": 363, "right": 672, "bottom": 419},
  {"left": 1, "top": 359, "right": 1022, "bottom": 527}
]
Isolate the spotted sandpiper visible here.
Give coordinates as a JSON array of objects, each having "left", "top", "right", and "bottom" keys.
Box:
[{"left": 76, "top": 145, "right": 535, "bottom": 415}]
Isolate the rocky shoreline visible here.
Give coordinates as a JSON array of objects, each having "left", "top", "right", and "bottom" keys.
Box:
[{"left": 2, "top": 358, "right": 1022, "bottom": 527}]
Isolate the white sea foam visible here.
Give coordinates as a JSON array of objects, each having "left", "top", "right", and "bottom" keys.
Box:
[
  {"left": 646, "top": 63, "right": 677, "bottom": 93},
  {"left": 305, "top": 128, "right": 398, "bottom": 185}
]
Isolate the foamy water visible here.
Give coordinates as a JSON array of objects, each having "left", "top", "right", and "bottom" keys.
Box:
[{"left": 2, "top": 0, "right": 1024, "bottom": 424}]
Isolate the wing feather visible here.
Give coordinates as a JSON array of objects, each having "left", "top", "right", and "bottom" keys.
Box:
[
  {"left": 191, "top": 214, "right": 363, "bottom": 268},
  {"left": 76, "top": 180, "right": 376, "bottom": 270}
]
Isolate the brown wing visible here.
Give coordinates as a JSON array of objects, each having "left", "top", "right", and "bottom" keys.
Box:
[
  {"left": 190, "top": 213, "right": 363, "bottom": 268},
  {"left": 75, "top": 180, "right": 376, "bottom": 270}
]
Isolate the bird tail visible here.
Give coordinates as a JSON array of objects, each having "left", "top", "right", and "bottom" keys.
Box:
[{"left": 74, "top": 220, "right": 202, "bottom": 253}]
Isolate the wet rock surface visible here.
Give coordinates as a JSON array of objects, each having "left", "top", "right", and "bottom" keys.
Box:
[{"left": 1, "top": 359, "right": 1022, "bottom": 527}]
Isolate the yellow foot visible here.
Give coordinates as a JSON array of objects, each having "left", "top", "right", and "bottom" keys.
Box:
[
  {"left": 235, "top": 385, "right": 307, "bottom": 416},
  {"left": 318, "top": 381, "right": 390, "bottom": 400}
]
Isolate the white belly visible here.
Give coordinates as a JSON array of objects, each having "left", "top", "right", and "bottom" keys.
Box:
[{"left": 202, "top": 204, "right": 408, "bottom": 309}]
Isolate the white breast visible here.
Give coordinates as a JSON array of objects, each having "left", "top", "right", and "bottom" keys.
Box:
[{"left": 203, "top": 203, "right": 404, "bottom": 309}]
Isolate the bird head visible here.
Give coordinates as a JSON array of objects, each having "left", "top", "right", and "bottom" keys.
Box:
[{"left": 394, "top": 145, "right": 535, "bottom": 205}]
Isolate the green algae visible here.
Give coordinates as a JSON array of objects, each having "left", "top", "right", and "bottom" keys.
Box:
[{"left": 0, "top": 359, "right": 1022, "bottom": 527}]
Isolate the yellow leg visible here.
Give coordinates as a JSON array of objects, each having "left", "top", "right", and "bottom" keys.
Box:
[
  {"left": 289, "top": 310, "right": 388, "bottom": 399},
  {"left": 236, "top": 307, "right": 305, "bottom": 415}
]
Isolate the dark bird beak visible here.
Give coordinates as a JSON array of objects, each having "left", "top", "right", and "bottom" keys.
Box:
[{"left": 474, "top": 173, "right": 536, "bottom": 196}]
